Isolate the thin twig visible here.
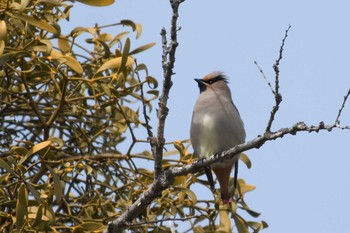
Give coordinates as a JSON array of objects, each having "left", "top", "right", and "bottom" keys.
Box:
[
  {"left": 134, "top": 61, "right": 154, "bottom": 139},
  {"left": 335, "top": 88, "right": 350, "bottom": 125},
  {"left": 254, "top": 61, "right": 275, "bottom": 95},
  {"left": 265, "top": 25, "right": 291, "bottom": 133}
]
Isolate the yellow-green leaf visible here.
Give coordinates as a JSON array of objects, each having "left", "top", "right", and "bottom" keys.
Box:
[
  {"left": 72, "top": 226, "right": 85, "bottom": 233},
  {"left": 120, "top": 20, "right": 136, "bottom": 31},
  {"left": 0, "top": 40, "right": 4, "bottom": 56},
  {"left": 147, "top": 90, "right": 159, "bottom": 97},
  {"left": 130, "top": 42, "right": 156, "bottom": 55},
  {"left": 0, "top": 158, "right": 18, "bottom": 177},
  {"left": 63, "top": 56, "right": 83, "bottom": 74},
  {"left": 58, "top": 37, "right": 71, "bottom": 53},
  {"left": 172, "top": 187, "right": 197, "bottom": 204},
  {"left": 76, "top": 0, "right": 114, "bottom": 6},
  {"left": 0, "top": 51, "right": 28, "bottom": 66},
  {"left": 25, "top": 182, "right": 42, "bottom": 203},
  {"left": 110, "top": 31, "right": 129, "bottom": 47},
  {"left": 238, "top": 179, "right": 256, "bottom": 194},
  {"left": 135, "top": 23, "right": 142, "bottom": 39},
  {"left": 70, "top": 27, "right": 89, "bottom": 37},
  {"left": 10, "top": 146, "right": 27, "bottom": 156},
  {"left": 48, "top": 137, "right": 64, "bottom": 149},
  {"left": 240, "top": 153, "right": 252, "bottom": 169},
  {"left": 31, "top": 204, "right": 43, "bottom": 227},
  {"left": 94, "top": 56, "right": 134, "bottom": 76},
  {"left": 146, "top": 76, "right": 158, "bottom": 89},
  {"left": 16, "top": 184, "right": 28, "bottom": 230},
  {"left": 47, "top": 166, "right": 63, "bottom": 204},
  {"left": 120, "top": 37, "right": 130, "bottom": 70},
  {"left": 0, "top": 20, "right": 7, "bottom": 40},
  {"left": 26, "top": 141, "right": 52, "bottom": 157},
  {"left": 218, "top": 209, "right": 231, "bottom": 232},
  {"left": 80, "top": 222, "right": 104, "bottom": 231},
  {"left": 49, "top": 54, "right": 83, "bottom": 74},
  {"left": 233, "top": 214, "right": 249, "bottom": 233},
  {"left": 10, "top": 12, "right": 57, "bottom": 34}
]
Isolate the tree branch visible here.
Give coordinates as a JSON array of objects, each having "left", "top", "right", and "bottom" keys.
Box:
[
  {"left": 106, "top": 1, "right": 183, "bottom": 232},
  {"left": 153, "top": 0, "right": 182, "bottom": 178},
  {"left": 335, "top": 88, "right": 350, "bottom": 125},
  {"left": 265, "top": 25, "right": 291, "bottom": 133}
]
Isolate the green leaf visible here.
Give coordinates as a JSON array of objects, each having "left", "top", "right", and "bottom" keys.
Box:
[
  {"left": 146, "top": 76, "right": 158, "bottom": 89},
  {"left": 239, "top": 153, "right": 252, "bottom": 169},
  {"left": 109, "top": 31, "right": 129, "bottom": 47},
  {"left": 135, "top": 63, "right": 149, "bottom": 75},
  {"left": 48, "top": 137, "right": 64, "bottom": 149},
  {"left": 38, "top": 39, "right": 53, "bottom": 55},
  {"left": 120, "top": 37, "right": 130, "bottom": 71},
  {"left": 120, "top": 20, "right": 136, "bottom": 31},
  {"left": 130, "top": 42, "right": 156, "bottom": 55},
  {"left": 76, "top": 0, "right": 114, "bottom": 6},
  {"left": 70, "top": 26, "right": 89, "bottom": 37},
  {"left": 233, "top": 214, "right": 249, "bottom": 233},
  {"left": 242, "top": 207, "right": 261, "bottom": 218},
  {"left": 172, "top": 187, "right": 197, "bottom": 204},
  {"left": 31, "top": 204, "right": 43, "bottom": 227},
  {"left": 96, "top": 39, "right": 111, "bottom": 58},
  {"left": 25, "top": 182, "right": 43, "bottom": 203},
  {"left": 16, "top": 184, "right": 28, "bottom": 230},
  {"left": 0, "top": 51, "right": 28, "bottom": 66},
  {"left": 0, "top": 158, "right": 18, "bottom": 177},
  {"left": 10, "top": 146, "right": 27, "bottom": 156},
  {"left": 80, "top": 222, "right": 104, "bottom": 231},
  {"left": 9, "top": 12, "right": 57, "bottom": 34},
  {"left": 147, "top": 90, "right": 159, "bottom": 97},
  {"left": 47, "top": 166, "right": 63, "bottom": 204},
  {"left": 120, "top": 106, "right": 138, "bottom": 122}
]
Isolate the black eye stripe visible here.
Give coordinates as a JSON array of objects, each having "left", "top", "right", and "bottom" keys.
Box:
[{"left": 203, "top": 75, "right": 227, "bottom": 85}]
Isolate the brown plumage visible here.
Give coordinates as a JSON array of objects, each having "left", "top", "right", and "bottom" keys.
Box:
[{"left": 190, "top": 71, "right": 246, "bottom": 204}]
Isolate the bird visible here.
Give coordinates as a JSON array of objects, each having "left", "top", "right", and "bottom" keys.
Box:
[{"left": 190, "top": 71, "right": 246, "bottom": 204}]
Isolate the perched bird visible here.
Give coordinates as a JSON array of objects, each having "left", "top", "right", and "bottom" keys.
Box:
[{"left": 190, "top": 71, "right": 246, "bottom": 204}]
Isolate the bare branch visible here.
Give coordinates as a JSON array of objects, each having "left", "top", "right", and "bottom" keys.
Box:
[
  {"left": 265, "top": 25, "right": 291, "bottom": 133},
  {"left": 106, "top": 0, "right": 183, "bottom": 231},
  {"left": 335, "top": 88, "right": 350, "bottom": 125},
  {"left": 153, "top": 0, "right": 182, "bottom": 178},
  {"left": 254, "top": 60, "right": 275, "bottom": 95}
]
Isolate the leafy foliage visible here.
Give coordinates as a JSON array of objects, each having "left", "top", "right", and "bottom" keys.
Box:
[{"left": 0, "top": 0, "right": 265, "bottom": 232}]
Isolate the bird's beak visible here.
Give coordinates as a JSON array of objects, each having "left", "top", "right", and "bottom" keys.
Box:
[{"left": 194, "top": 78, "right": 201, "bottom": 84}]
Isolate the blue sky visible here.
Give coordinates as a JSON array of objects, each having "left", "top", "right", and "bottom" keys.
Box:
[{"left": 66, "top": 1, "right": 350, "bottom": 232}]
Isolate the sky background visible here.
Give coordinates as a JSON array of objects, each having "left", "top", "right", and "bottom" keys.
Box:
[{"left": 65, "top": 1, "right": 350, "bottom": 232}]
